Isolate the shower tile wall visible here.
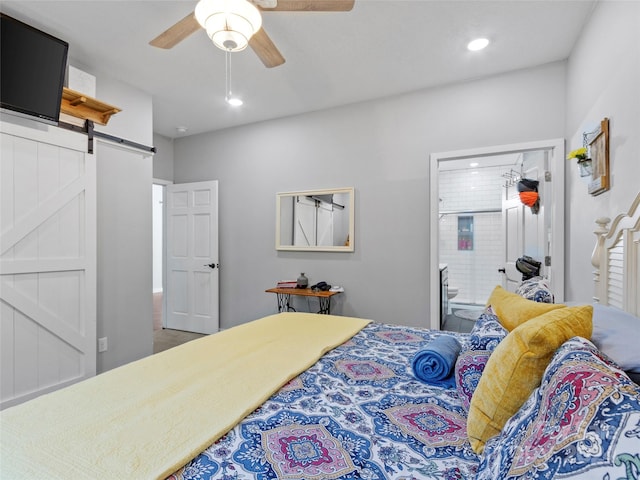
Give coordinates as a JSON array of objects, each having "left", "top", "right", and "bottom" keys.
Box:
[{"left": 439, "top": 165, "right": 513, "bottom": 305}]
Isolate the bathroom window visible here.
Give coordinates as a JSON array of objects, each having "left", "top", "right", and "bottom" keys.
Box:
[{"left": 458, "top": 216, "right": 474, "bottom": 250}]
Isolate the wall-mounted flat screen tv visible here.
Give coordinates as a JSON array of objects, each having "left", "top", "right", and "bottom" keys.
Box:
[{"left": 1, "top": 13, "right": 69, "bottom": 126}]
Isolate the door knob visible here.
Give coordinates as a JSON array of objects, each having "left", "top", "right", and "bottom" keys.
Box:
[
  {"left": 498, "top": 268, "right": 506, "bottom": 274},
  {"left": 204, "top": 263, "right": 218, "bottom": 269}
]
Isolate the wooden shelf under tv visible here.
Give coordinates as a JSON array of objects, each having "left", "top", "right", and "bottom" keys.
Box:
[{"left": 60, "top": 87, "right": 121, "bottom": 126}]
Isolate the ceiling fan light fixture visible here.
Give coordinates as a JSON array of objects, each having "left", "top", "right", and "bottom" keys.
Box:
[
  {"left": 195, "top": 0, "right": 262, "bottom": 52},
  {"left": 224, "top": 51, "right": 243, "bottom": 107}
]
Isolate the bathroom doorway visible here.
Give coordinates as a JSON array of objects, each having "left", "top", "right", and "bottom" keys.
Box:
[
  {"left": 438, "top": 153, "right": 521, "bottom": 331},
  {"left": 429, "top": 139, "right": 565, "bottom": 331}
]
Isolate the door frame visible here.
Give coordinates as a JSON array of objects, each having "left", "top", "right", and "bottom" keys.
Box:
[
  {"left": 429, "top": 138, "right": 565, "bottom": 330},
  {"left": 152, "top": 178, "right": 173, "bottom": 330},
  {"left": 165, "top": 180, "right": 220, "bottom": 334}
]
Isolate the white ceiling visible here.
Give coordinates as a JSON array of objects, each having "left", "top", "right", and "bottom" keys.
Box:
[{"left": 1, "top": 0, "right": 596, "bottom": 139}]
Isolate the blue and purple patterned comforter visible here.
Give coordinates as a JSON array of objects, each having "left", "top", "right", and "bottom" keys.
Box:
[{"left": 168, "top": 322, "right": 478, "bottom": 480}]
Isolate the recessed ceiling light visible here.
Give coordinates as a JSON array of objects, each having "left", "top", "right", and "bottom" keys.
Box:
[
  {"left": 226, "top": 96, "right": 243, "bottom": 107},
  {"left": 470, "top": 162, "right": 479, "bottom": 167},
  {"left": 176, "top": 126, "right": 188, "bottom": 134},
  {"left": 467, "top": 38, "right": 489, "bottom": 51}
]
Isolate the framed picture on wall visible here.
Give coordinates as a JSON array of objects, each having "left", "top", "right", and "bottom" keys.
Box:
[{"left": 588, "top": 117, "right": 610, "bottom": 196}]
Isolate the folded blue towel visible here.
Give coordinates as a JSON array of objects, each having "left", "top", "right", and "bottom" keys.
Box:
[{"left": 411, "top": 335, "right": 461, "bottom": 388}]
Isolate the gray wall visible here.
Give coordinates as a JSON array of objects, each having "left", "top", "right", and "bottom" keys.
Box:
[
  {"left": 96, "top": 78, "right": 153, "bottom": 148},
  {"left": 174, "top": 61, "right": 566, "bottom": 329},
  {"left": 153, "top": 133, "right": 174, "bottom": 182},
  {"left": 75, "top": 66, "right": 155, "bottom": 373},
  {"left": 564, "top": 1, "right": 640, "bottom": 303},
  {"left": 79, "top": 0, "right": 639, "bottom": 373},
  {"left": 70, "top": 0, "right": 637, "bottom": 372},
  {"left": 70, "top": 59, "right": 154, "bottom": 148},
  {"left": 96, "top": 141, "right": 153, "bottom": 373}
]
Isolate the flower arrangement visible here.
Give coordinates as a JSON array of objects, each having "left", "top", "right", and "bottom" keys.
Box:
[
  {"left": 567, "top": 146, "right": 592, "bottom": 177},
  {"left": 567, "top": 147, "right": 588, "bottom": 162}
]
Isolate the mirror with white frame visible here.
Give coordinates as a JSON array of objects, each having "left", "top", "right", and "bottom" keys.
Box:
[{"left": 276, "top": 187, "right": 354, "bottom": 252}]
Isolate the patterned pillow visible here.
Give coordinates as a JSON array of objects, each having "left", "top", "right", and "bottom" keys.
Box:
[
  {"left": 454, "top": 310, "right": 508, "bottom": 412},
  {"left": 467, "top": 305, "right": 593, "bottom": 454},
  {"left": 476, "top": 336, "right": 640, "bottom": 480},
  {"left": 515, "top": 276, "right": 554, "bottom": 303}
]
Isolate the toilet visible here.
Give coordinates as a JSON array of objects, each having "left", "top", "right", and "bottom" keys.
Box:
[{"left": 447, "top": 286, "right": 459, "bottom": 300}]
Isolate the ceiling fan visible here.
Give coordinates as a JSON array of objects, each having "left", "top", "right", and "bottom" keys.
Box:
[{"left": 149, "top": 0, "right": 355, "bottom": 68}]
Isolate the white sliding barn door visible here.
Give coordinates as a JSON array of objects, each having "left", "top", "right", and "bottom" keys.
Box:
[
  {"left": 166, "top": 181, "right": 219, "bottom": 334},
  {"left": 292, "top": 196, "right": 335, "bottom": 247},
  {"left": 0, "top": 120, "right": 96, "bottom": 409},
  {"left": 294, "top": 196, "right": 316, "bottom": 247}
]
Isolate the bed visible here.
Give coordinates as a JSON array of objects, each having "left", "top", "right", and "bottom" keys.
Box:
[
  {"left": 169, "top": 321, "right": 478, "bottom": 480},
  {"left": 1, "top": 193, "right": 640, "bottom": 480}
]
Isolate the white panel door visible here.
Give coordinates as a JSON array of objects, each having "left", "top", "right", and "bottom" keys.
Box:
[
  {"left": 501, "top": 151, "right": 550, "bottom": 292},
  {"left": 502, "top": 196, "right": 523, "bottom": 292},
  {"left": 0, "top": 121, "right": 96, "bottom": 409},
  {"left": 166, "top": 181, "right": 219, "bottom": 334}
]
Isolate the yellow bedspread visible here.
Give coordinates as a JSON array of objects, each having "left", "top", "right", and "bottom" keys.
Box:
[{"left": 0, "top": 312, "right": 370, "bottom": 479}]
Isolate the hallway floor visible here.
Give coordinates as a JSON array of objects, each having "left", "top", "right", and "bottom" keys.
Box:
[
  {"left": 153, "top": 328, "right": 205, "bottom": 354},
  {"left": 152, "top": 292, "right": 206, "bottom": 353}
]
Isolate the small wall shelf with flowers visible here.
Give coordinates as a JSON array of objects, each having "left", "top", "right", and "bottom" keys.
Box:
[{"left": 568, "top": 117, "right": 610, "bottom": 196}]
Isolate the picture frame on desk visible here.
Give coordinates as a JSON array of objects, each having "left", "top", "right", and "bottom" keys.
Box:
[{"left": 588, "top": 118, "right": 610, "bottom": 196}]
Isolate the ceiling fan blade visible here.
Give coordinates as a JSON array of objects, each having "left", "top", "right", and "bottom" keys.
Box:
[
  {"left": 261, "top": 0, "right": 355, "bottom": 11},
  {"left": 149, "top": 11, "right": 200, "bottom": 49},
  {"left": 249, "top": 28, "right": 286, "bottom": 68}
]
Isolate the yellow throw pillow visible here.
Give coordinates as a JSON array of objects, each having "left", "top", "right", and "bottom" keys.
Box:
[
  {"left": 487, "top": 285, "right": 565, "bottom": 331},
  {"left": 467, "top": 304, "right": 593, "bottom": 454}
]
